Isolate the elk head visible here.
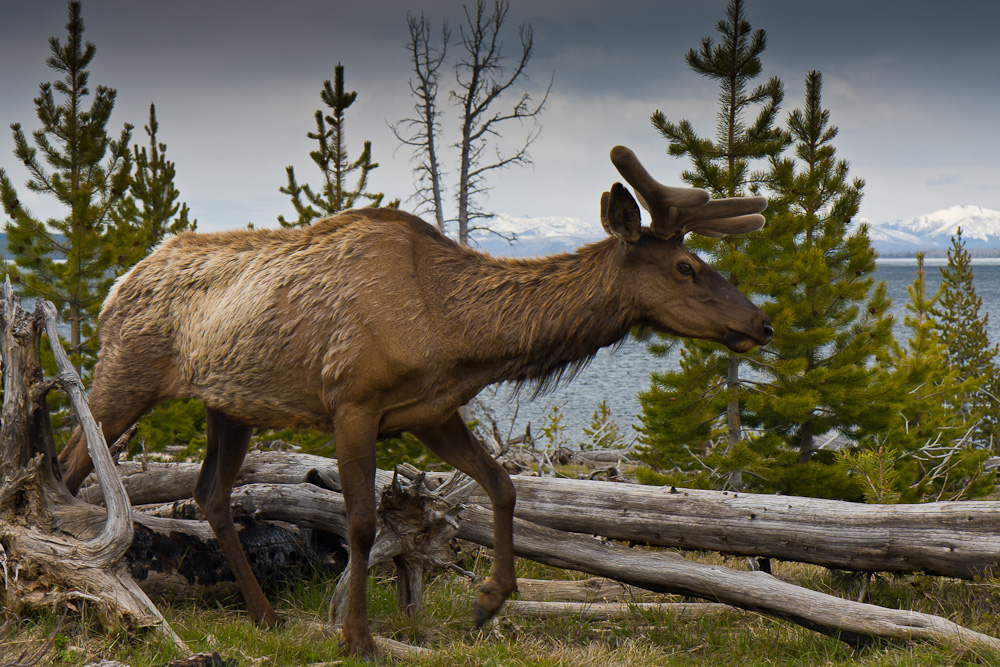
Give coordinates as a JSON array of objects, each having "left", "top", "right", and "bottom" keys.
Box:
[{"left": 601, "top": 146, "right": 772, "bottom": 353}]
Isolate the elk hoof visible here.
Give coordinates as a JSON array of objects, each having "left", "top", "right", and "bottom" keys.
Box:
[
  {"left": 473, "top": 580, "right": 512, "bottom": 627},
  {"left": 341, "top": 622, "right": 377, "bottom": 660},
  {"left": 473, "top": 599, "right": 494, "bottom": 628}
]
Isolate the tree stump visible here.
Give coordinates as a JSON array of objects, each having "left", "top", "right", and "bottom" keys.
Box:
[
  {"left": 328, "top": 467, "right": 474, "bottom": 624},
  {"left": 0, "top": 281, "right": 186, "bottom": 651}
]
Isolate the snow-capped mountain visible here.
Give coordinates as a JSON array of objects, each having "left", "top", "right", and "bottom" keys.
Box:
[
  {"left": 464, "top": 205, "right": 1000, "bottom": 258},
  {"left": 866, "top": 205, "right": 1000, "bottom": 255},
  {"left": 468, "top": 213, "right": 605, "bottom": 257}
]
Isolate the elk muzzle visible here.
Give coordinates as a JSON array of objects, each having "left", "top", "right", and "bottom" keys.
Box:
[{"left": 724, "top": 310, "right": 773, "bottom": 353}]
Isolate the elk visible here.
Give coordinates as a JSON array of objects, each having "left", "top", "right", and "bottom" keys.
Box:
[{"left": 57, "top": 146, "right": 772, "bottom": 657}]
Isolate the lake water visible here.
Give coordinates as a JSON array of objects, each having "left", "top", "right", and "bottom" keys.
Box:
[{"left": 475, "top": 259, "right": 1000, "bottom": 447}]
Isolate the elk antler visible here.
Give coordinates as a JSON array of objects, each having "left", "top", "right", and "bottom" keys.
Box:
[{"left": 609, "top": 146, "right": 767, "bottom": 239}]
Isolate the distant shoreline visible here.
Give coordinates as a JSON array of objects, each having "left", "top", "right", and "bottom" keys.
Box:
[{"left": 877, "top": 248, "right": 1000, "bottom": 259}]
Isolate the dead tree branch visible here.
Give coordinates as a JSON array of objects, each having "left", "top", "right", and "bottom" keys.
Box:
[{"left": 0, "top": 281, "right": 186, "bottom": 652}]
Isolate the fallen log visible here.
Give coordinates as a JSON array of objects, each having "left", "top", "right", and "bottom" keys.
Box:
[
  {"left": 464, "top": 476, "right": 1000, "bottom": 579},
  {"left": 54, "top": 496, "right": 345, "bottom": 601},
  {"left": 127, "top": 519, "right": 345, "bottom": 601},
  {"left": 457, "top": 504, "right": 1000, "bottom": 651},
  {"left": 515, "top": 577, "right": 657, "bottom": 603},
  {"left": 83, "top": 476, "right": 1000, "bottom": 651},
  {"left": 77, "top": 452, "right": 394, "bottom": 506},
  {"left": 105, "top": 459, "right": 1000, "bottom": 579}
]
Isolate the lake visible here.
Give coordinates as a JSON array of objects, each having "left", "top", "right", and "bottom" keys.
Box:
[{"left": 475, "top": 258, "right": 1000, "bottom": 446}]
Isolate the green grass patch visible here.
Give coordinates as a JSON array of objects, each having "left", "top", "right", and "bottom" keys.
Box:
[{"left": 4, "top": 551, "right": 1000, "bottom": 666}]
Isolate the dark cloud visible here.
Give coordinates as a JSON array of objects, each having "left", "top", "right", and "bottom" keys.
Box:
[{"left": 1, "top": 0, "right": 997, "bottom": 230}]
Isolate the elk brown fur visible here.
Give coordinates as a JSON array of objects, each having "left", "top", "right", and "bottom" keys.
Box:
[{"left": 57, "top": 146, "right": 772, "bottom": 657}]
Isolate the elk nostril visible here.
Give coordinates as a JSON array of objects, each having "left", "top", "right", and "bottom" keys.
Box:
[{"left": 762, "top": 322, "right": 774, "bottom": 340}]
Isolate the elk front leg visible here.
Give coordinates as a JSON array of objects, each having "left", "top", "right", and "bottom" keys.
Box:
[
  {"left": 413, "top": 412, "right": 517, "bottom": 626},
  {"left": 58, "top": 345, "right": 169, "bottom": 495},
  {"left": 194, "top": 408, "right": 281, "bottom": 628},
  {"left": 58, "top": 393, "right": 158, "bottom": 495},
  {"left": 335, "top": 408, "right": 379, "bottom": 658}
]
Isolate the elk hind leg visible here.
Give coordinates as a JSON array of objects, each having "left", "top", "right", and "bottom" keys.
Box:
[
  {"left": 412, "top": 412, "right": 517, "bottom": 626},
  {"left": 194, "top": 407, "right": 281, "bottom": 628},
  {"left": 334, "top": 408, "right": 379, "bottom": 657}
]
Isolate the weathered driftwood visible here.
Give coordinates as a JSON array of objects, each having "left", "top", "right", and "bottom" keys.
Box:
[
  {"left": 515, "top": 577, "right": 656, "bottom": 603},
  {"left": 61, "top": 481, "right": 352, "bottom": 600},
  {"left": 106, "top": 459, "right": 1000, "bottom": 580},
  {"left": 80, "top": 462, "right": 1000, "bottom": 651},
  {"left": 457, "top": 505, "right": 1000, "bottom": 651},
  {"left": 328, "top": 470, "right": 472, "bottom": 624},
  {"left": 77, "top": 451, "right": 394, "bottom": 506},
  {"left": 0, "top": 284, "right": 186, "bottom": 651},
  {"left": 473, "top": 476, "right": 1000, "bottom": 580},
  {"left": 92, "top": 467, "right": 470, "bottom": 623},
  {"left": 505, "top": 600, "right": 733, "bottom": 621}
]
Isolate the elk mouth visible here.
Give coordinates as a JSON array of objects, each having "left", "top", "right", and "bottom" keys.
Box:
[{"left": 723, "top": 321, "right": 774, "bottom": 353}]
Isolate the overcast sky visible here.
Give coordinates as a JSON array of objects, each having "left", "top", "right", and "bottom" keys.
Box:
[{"left": 2, "top": 0, "right": 998, "bottom": 234}]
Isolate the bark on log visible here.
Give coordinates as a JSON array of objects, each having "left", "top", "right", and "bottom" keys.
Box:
[
  {"left": 464, "top": 476, "right": 1000, "bottom": 579},
  {"left": 126, "top": 519, "right": 345, "bottom": 600},
  {"left": 0, "top": 284, "right": 186, "bottom": 651},
  {"left": 84, "top": 473, "right": 1000, "bottom": 651},
  {"left": 457, "top": 504, "right": 1000, "bottom": 651},
  {"left": 107, "top": 460, "right": 1000, "bottom": 580},
  {"left": 59, "top": 483, "right": 349, "bottom": 599},
  {"left": 515, "top": 577, "right": 656, "bottom": 603}
]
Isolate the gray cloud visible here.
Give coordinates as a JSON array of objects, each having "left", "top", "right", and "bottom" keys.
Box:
[{"left": 1, "top": 0, "right": 997, "bottom": 231}]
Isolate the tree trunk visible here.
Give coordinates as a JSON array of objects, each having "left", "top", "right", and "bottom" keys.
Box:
[
  {"left": 0, "top": 282, "right": 186, "bottom": 652},
  {"left": 725, "top": 354, "right": 743, "bottom": 490},
  {"left": 798, "top": 419, "right": 814, "bottom": 464}
]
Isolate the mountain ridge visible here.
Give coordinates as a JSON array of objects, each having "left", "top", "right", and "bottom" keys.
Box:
[
  {"left": 473, "top": 206, "right": 1000, "bottom": 258},
  {"left": 3, "top": 205, "right": 997, "bottom": 261},
  {"left": 863, "top": 205, "right": 1000, "bottom": 256}
]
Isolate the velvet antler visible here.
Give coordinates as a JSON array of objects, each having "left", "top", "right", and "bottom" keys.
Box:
[{"left": 609, "top": 146, "right": 767, "bottom": 239}]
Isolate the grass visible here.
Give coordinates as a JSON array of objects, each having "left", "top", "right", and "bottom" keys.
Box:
[{"left": 4, "top": 551, "right": 1000, "bottom": 666}]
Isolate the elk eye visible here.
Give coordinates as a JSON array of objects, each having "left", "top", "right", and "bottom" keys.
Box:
[{"left": 678, "top": 261, "right": 695, "bottom": 276}]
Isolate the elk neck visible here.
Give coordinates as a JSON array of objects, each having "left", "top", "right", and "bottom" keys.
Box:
[{"left": 431, "top": 238, "right": 638, "bottom": 391}]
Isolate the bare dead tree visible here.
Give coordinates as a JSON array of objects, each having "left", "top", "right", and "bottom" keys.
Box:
[
  {"left": 454, "top": 0, "right": 551, "bottom": 245},
  {"left": 394, "top": 0, "right": 551, "bottom": 246},
  {"left": 391, "top": 13, "right": 449, "bottom": 233}
]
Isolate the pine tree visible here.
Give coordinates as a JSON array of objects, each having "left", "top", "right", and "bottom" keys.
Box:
[
  {"left": 728, "top": 71, "right": 898, "bottom": 499},
  {"left": 931, "top": 229, "right": 1000, "bottom": 449},
  {"left": 279, "top": 64, "right": 392, "bottom": 228},
  {"left": 883, "top": 254, "right": 995, "bottom": 501},
  {"left": 0, "top": 1, "right": 134, "bottom": 374},
  {"left": 640, "top": 0, "right": 786, "bottom": 489},
  {"left": 582, "top": 400, "right": 626, "bottom": 451},
  {"left": 115, "top": 103, "right": 196, "bottom": 263},
  {"left": 105, "top": 102, "right": 204, "bottom": 457}
]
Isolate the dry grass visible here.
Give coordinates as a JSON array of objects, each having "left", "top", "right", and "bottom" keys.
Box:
[{"left": 3, "top": 550, "right": 1000, "bottom": 666}]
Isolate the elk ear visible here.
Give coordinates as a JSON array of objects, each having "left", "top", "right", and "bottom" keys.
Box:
[{"left": 600, "top": 182, "right": 641, "bottom": 244}]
